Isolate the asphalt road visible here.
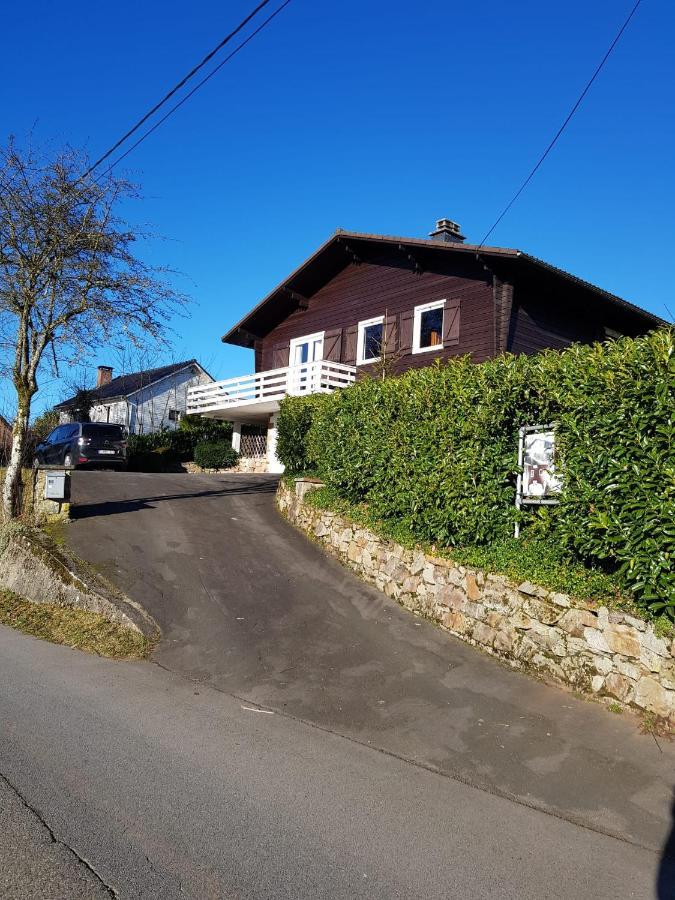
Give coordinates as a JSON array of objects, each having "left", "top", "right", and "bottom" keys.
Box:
[
  {"left": 2, "top": 469, "right": 673, "bottom": 897},
  {"left": 1, "top": 627, "right": 673, "bottom": 899}
]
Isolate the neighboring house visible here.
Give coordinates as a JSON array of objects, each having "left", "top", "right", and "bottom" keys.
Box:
[
  {"left": 0, "top": 413, "right": 12, "bottom": 463},
  {"left": 187, "top": 219, "right": 664, "bottom": 472},
  {"left": 56, "top": 360, "right": 214, "bottom": 434}
]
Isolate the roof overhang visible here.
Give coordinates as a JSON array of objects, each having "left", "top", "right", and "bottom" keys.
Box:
[{"left": 222, "top": 231, "right": 666, "bottom": 348}]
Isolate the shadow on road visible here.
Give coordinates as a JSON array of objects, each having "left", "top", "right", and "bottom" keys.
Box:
[
  {"left": 71, "top": 478, "right": 278, "bottom": 520},
  {"left": 657, "top": 791, "right": 675, "bottom": 898}
]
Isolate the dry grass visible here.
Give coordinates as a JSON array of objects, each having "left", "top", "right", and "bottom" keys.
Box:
[{"left": 0, "top": 589, "right": 154, "bottom": 659}]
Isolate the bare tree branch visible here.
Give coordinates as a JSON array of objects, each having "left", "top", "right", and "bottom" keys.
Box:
[{"left": 0, "top": 139, "right": 188, "bottom": 517}]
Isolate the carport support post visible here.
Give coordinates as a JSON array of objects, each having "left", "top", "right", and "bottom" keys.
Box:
[
  {"left": 231, "top": 422, "right": 241, "bottom": 454},
  {"left": 267, "top": 414, "right": 284, "bottom": 474}
]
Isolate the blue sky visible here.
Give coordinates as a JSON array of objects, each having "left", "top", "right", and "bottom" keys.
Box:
[{"left": 1, "top": 0, "right": 673, "bottom": 414}]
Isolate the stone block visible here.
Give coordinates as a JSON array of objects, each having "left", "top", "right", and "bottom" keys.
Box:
[
  {"left": 486, "top": 611, "right": 504, "bottom": 629},
  {"left": 550, "top": 592, "right": 571, "bottom": 608},
  {"left": 517, "top": 581, "right": 538, "bottom": 596},
  {"left": 511, "top": 610, "right": 534, "bottom": 630},
  {"left": 524, "top": 596, "right": 563, "bottom": 626},
  {"left": 410, "top": 554, "right": 425, "bottom": 576},
  {"left": 591, "top": 675, "right": 605, "bottom": 693},
  {"left": 464, "top": 574, "right": 482, "bottom": 602},
  {"left": 584, "top": 627, "right": 610, "bottom": 654},
  {"left": 634, "top": 676, "right": 673, "bottom": 718},
  {"left": 423, "top": 564, "right": 436, "bottom": 585},
  {"left": 529, "top": 624, "right": 559, "bottom": 652},
  {"left": 314, "top": 521, "right": 329, "bottom": 538},
  {"left": 640, "top": 647, "right": 663, "bottom": 674},
  {"left": 401, "top": 575, "right": 421, "bottom": 594},
  {"left": 446, "top": 567, "right": 464, "bottom": 587},
  {"left": 604, "top": 624, "right": 641, "bottom": 659},
  {"left": 494, "top": 626, "right": 518, "bottom": 654},
  {"left": 660, "top": 659, "right": 675, "bottom": 691},
  {"left": 593, "top": 655, "right": 613, "bottom": 676},
  {"left": 532, "top": 654, "right": 566, "bottom": 682},
  {"left": 559, "top": 609, "right": 599, "bottom": 637},
  {"left": 436, "top": 586, "right": 466, "bottom": 612},
  {"left": 642, "top": 628, "right": 669, "bottom": 658},
  {"left": 603, "top": 673, "right": 633, "bottom": 702},
  {"left": 472, "top": 622, "right": 497, "bottom": 647},
  {"left": 347, "top": 542, "right": 361, "bottom": 563},
  {"left": 516, "top": 636, "right": 539, "bottom": 663},
  {"left": 463, "top": 602, "right": 485, "bottom": 621},
  {"left": 614, "top": 659, "right": 641, "bottom": 681},
  {"left": 442, "top": 610, "right": 472, "bottom": 635}
]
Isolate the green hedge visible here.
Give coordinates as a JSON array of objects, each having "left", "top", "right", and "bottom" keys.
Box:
[
  {"left": 194, "top": 441, "right": 238, "bottom": 470},
  {"left": 127, "top": 417, "right": 232, "bottom": 470},
  {"left": 277, "top": 329, "right": 675, "bottom": 617}
]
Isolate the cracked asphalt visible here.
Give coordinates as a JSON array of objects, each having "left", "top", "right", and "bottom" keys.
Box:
[
  {"left": 0, "top": 774, "right": 112, "bottom": 899},
  {"left": 1, "top": 470, "right": 674, "bottom": 897}
]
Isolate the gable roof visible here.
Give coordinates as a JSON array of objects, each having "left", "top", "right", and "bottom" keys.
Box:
[
  {"left": 55, "top": 359, "right": 208, "bottom": 410},
  {"left": 223, "top": 230, "right": 666, "bottom": 348}
]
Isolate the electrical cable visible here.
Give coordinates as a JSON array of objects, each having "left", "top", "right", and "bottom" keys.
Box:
[
  {"left": 477, "top": 0, "right": 643, "bottom": 250},
  {"left": 83, "top": 0, "right": 274, "bottom": 177}
]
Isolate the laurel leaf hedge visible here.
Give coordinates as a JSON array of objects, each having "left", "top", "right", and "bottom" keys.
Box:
[{"left": 277, "top": 328, "right": 675, "bottom": 616}]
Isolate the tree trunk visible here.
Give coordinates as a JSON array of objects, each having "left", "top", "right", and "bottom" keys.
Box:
[{"left": 2, "top": 401, "right": 30, "bottom": 520}]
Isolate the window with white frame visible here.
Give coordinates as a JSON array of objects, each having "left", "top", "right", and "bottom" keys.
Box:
[
  {"left": 413, "top": 300, "right": 445, "bottom": 353},
  {"left": 357, "top": 316, "right": 384, "bottom": 364}
]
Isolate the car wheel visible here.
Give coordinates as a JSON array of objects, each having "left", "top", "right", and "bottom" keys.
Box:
[{"left": 64, "top": 452, "right": 73, "bottom": 468}]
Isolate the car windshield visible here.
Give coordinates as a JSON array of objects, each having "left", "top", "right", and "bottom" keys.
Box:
[{"left": 82, "top": 424, "right": 125, "bottom": 441}]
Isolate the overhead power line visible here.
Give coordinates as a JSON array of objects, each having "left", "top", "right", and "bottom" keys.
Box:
[
  {"left": 99, "top": 0, "right": 292, "bottom": 178},
  {"left": 477, "top": 0, "right": 643, "bottom": 250},
  {"left": 83, "top": 0, "right": 275, "bottom": 178}
]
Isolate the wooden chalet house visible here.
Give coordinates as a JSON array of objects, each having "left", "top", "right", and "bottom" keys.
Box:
[{"left": 188, "top": 219, "right": 663, "bottom": 472}]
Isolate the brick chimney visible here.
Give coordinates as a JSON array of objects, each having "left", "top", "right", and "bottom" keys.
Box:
[
  {"left": 429, "top": 218, "right": 466, "bottom": 244},
  {"left": 96, "top": 365, "right": 113, "bottom": 388}
]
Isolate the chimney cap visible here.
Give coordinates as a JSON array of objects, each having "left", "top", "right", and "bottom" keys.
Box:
[
  {"left": 96, "top": 365, "right": 113, "bottom": 388},
  {"left": 429, "top": 218, "right": 466, "bottom": 243}
]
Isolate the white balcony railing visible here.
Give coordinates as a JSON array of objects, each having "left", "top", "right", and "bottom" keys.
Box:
[{"left": 187, "top": 360, "right": 357, "bottom": 417}]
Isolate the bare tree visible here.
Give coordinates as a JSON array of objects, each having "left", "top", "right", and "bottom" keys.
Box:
[
  {"left": 0, "top": 139, "right": 186, "bottom": 517},
  {"left": 367, "top": 309, "right": 405, "bottom": 381}
]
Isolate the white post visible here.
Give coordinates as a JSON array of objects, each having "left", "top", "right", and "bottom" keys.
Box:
[
  {"left": 266, "top": 413, "right": 285, "bottom": 474},
  {"left": 231, "top": 422, "right": 242, "bottom": 453}
]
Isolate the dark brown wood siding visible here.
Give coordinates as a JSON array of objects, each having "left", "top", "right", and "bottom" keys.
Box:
[
  {"left": 505, "top": 270, "right": 652, "bottom": 356},
  {"left": 258, "top": 252, "right": 495, "bottom": 373}
]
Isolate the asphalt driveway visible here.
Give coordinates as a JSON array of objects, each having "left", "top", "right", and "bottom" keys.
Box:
[{"left": 68, "top": 471, "right": 675, "bottom": 859}]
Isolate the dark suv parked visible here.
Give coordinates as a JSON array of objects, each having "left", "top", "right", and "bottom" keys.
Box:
[{"left": 35, "top": 422, "right": 128, "bottom": 469}]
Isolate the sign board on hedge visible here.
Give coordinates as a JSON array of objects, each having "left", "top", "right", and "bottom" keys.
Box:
[{"left": 515, "top": 424, "right": 561, "bottom": 536}]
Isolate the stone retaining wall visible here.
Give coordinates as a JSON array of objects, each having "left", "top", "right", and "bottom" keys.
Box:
[
  {"left": 185, "top": 456, "right": 268, "bottom": 475},
  {"left": 277, "top": 481, "right": 675, "bottom": 724},
  {"left": 0, "top": 524, "right": 157, "bottom": 636}
]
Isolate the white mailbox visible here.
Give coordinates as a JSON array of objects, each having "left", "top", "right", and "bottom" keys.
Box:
[{"left": 44, "top": 470, "right": 69, "bottom": 501}]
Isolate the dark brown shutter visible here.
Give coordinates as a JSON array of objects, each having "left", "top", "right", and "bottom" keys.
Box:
[
  {"left": 271, "top": 343, "right": 289, "bottom": 369},
  {"left": 323, "top": 328, "right": 343, "bottom": 362},
  {"left": 343, "top": 325, "right": 358, "bottom": 365},
  {"left": 384, "top": 314, "right": 398, "bottom": 355},
  {"left": 399, "top": 311, "right": 414, "bottom": 352},
  {"left": 443, "top": 298, "right": 461, "bottom": 347}
]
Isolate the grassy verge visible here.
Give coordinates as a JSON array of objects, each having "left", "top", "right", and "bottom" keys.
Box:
[
  {"left": 0, "top": 589, "right": 155, "bottom": 659},
  {"left": 302, "top": 485, "right": 673, "bottom": 638}
]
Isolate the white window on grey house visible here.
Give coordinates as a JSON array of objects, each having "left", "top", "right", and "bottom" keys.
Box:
[
  {"left": 413, "top": 300, "right": 445, "bottom": 353},
  {"left": 357, "top": 316, "right": 384, "bottom": 364},
  {"left": 168, "top": 409, "right": 181, "bottom": 422}
]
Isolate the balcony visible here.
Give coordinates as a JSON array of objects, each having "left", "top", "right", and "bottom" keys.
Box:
[{"left": 186, "top": 360, "right": 357, "bottom": 423}]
